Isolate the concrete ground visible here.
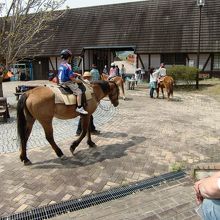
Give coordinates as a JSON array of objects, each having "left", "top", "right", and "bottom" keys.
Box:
[{"left": 0, "top": 79, "right": 220, "bottom": 219}]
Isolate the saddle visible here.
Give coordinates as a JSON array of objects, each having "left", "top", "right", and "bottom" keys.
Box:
[
  {"left": 109, "top": 76, "right": 117, "bottom": 81},
  {"left": 159, "top": 76, "right": 165, "bottom": 82},
  {"left": 49, "top": 83, "right": 92, "bottom": 105},
  {"left": 58, "top": 83, "right": 86, "bottom": 94}
]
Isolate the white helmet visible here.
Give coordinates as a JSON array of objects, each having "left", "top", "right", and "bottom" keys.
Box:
[{"left": 111, "top": 62, "right": 115, "bottom": 67}]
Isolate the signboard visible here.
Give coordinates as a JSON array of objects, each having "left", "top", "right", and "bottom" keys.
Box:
[{"left": 114, "top": 51, "right": 137, "bottom": 74}]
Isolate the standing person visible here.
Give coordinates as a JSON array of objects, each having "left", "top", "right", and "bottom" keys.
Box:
[
  {"left": 149, "top": 68, "right": 158, "bottom": 98},
  {"left": 115, "top": 65, "right": 120, "bottom": 76},
  {"left": 108, "top": 62, "right": 117, "bottom": 79},
  {"left": 75, "top": 71, "right": 100, "bottom": 136},
  {"left": 90, "top": 64, "right": 100, "bottom": 81},
  {"left": 120, "top": 64, "right": 126, "bottom": 81},
  {"left": 58, "top": 49, "right": 88, "bottom": 115},
  {"left": 194, "top": 171, "right": 220, "bottom": 219},
  {"left": 103, "top": 65, "right": 108, "bottom": 74}
]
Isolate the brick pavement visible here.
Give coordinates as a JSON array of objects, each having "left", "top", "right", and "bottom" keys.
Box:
[
  {"left": 0, "top": 80, "right": 220, "bottom": 219},
  {"left": 51, "top": 176, "right": 200, "bottom": 220},
  {"left": 0, "top": 80, "right": 118, "bottom": 153}
]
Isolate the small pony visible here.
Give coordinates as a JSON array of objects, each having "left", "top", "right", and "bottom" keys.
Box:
[
  {"left": 101, "top": 73, "right": 126, "bottom": 100},
  {"left": 156, "top": 76, "right": 174, "bottom": 101}
]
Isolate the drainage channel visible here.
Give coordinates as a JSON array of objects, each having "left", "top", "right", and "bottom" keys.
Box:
[{"left": 1, "top": 171, "right": 186, "bottom": 220}]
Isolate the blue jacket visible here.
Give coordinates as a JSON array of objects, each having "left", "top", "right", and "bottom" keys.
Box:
[{"left": 58, "top": 62, "right": 75, "bottom": 83}]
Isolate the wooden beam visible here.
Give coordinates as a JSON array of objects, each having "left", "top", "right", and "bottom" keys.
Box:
[
  {"left": 49, "top": 58, "right": 56, "bottom": 73},
  {"left": 137, "top": 54, "right": 145, "bottom": 69},
  {"left": 202, "top": 54, "right": 211, "bottom": 71}
]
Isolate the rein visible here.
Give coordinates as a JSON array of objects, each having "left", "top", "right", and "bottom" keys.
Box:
[
  {"left": 98, "top": 80, "right": 118, "bottom": 111},
  {"left": 79, "top": 78, "right": 117, "bottom": 111}
]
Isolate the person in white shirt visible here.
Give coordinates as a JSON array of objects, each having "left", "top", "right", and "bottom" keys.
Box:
[
  {"left": 149, "top": 68, "right": 159, "bottom": 98},
  {"left": 108, "top": 63, "right": 117, "bottom": 79},
  {"left": 158, "top": 63, "right": 166, "bottom": 78}
]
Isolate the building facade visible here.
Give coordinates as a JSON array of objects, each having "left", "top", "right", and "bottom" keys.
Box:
[{"left": 21, "top": 0, "right": 220, "bottom": 79}]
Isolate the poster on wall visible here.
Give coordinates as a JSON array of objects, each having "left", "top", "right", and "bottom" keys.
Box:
[{"left": 114, "top": 51, "right": 136, "bottom": 75}]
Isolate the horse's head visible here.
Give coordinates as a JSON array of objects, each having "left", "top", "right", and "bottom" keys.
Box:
[
  {"left": 108, "top": 81, "right": 119, "bottom": 107},
  {"left": 91, "top": 80, "right": 119, "bottom": 107}
]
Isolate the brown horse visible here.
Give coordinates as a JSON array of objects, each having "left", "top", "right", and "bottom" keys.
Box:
[
  {"left": 156, "top": 76, "right": 174, "bottom": 101},
  {"left": 101, "top": 73, "right": 126, "bottom": 100},
  {"left": 17, "top": 80, "right": 119, "bottom": 165}
]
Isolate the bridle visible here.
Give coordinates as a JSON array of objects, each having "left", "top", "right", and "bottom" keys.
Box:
[
  {"left": 108, "top": 81, "right": 119, "bottom": 102},
  {"left": 99, "top": 81, "right": 118, "bottom": 111}
]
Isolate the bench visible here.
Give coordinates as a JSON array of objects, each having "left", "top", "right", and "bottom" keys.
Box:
[{"left": 14, "top": 85, "right": 37, "bottom": 100}]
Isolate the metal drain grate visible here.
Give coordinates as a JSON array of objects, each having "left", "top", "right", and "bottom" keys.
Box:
[{"left": 1, "top": 171, "right": 186, "bottom": 220}]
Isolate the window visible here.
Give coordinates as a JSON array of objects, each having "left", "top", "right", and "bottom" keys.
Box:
[
  {"left": 161, "top": 54, "right": 186, "bottom": 65},
  {"left": 213, "top": 54, "right": 220, "bottom": 70}
]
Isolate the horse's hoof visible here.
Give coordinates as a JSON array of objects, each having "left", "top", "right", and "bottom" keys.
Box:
[
  {"left": 88, "top": 142, "right": 97, "bottom": 148},
  {"left": 60, "top": 155, "right": 68, "bottom": 160},
  {"left": 123, "top": 97, "right": 126, "bottom": 100},
  {"left": 70, "top": 146, "right": 76, "bottom": 155},
  {"left": 24, "top": 160, "right": 32, "bottom": 166}
]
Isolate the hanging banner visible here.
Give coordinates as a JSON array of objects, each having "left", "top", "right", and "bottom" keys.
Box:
[{"left": 115, "top": 51, "right": 136, "bottom": 74}]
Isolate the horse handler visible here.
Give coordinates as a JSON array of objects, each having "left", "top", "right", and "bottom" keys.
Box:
[
  {"left": 76, "top": 71, "right": 101, "bottom": 136},
  {"left": 149, "top": 68, "right": 158, "bottom": 98}
]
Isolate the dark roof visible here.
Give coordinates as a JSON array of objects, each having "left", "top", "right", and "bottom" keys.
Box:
[{"left": 27, "top": 0, "right": 220, "bottom": 57}]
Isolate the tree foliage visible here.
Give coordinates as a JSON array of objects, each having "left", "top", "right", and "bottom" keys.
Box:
[
  {"left": 0, "top": 0, "right": 67, "bottom": 67},
  {"left": 167, "top": 65, "right": 198, "bottom": 85}
]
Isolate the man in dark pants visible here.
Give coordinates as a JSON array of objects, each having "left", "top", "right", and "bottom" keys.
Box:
[
  {"left": 76, "top": 114, "right": 100, "bottom": 135},
  {"left": 76, "top": 71, "right": 100, "bottom": 136}
]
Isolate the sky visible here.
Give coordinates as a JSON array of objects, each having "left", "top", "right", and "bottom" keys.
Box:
[{"left": 63, "top": 0, "right": 143, "bottom": 9}]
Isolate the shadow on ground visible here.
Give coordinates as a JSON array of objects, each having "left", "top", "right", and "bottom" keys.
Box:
[{"left": 31, "top": 135, "right": 146, "bottom": 169}]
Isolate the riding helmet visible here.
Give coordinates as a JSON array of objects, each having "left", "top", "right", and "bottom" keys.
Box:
[{"left": 60, "top": 49, "right": 72, "bottom": 59}]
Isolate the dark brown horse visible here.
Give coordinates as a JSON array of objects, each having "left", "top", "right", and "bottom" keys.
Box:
[
  {"left": 156, "top": 76, "right": 174, "bottom": 101},
  {"left": 101, "top": 73, "right": 126, "bottom": 100},
  {"left": 17, "top": 80, "right": 119, "bottom": 165}
]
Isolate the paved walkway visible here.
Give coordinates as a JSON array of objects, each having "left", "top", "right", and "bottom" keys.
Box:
[
  {"left": 1, "top": 80, "right": 118, "bottom": 153},
  {"left": 51, "top": 176, "right": 199, "bottom": 220},
  {"left": 0, "top": 80, "right": 220, "bottom": 219}
]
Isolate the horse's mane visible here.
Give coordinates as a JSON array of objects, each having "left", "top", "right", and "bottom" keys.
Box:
[{"left": 91, "top": 80, "right": 110, "bottom": 93}]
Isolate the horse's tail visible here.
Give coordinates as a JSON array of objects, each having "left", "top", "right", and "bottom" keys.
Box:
[
  {"left": 17, "top": 93, "right": 28, "bottom": 145},
  {"left": 170, "top": 80, "right": 174, "bottom": 97}
]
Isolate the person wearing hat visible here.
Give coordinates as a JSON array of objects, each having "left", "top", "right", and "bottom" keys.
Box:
[
  {"left": 82, "top": 71, "right": 92, "bottom": 83},
  {"left": 58, "top": 49, "right": 88, "bottom": 115},
  {"left": 90, "top": 64, "right": 100, "bottom": 81},
  {"left": 75, "top": 71, "right": 100, "bottom": 136},
  {"left": 108, "top": 62, "right": 117, "bottom": 80}
]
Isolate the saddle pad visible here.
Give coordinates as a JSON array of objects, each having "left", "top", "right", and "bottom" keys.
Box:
[{"left": 49, "top": 84, "right": 93, "bottom": 105}]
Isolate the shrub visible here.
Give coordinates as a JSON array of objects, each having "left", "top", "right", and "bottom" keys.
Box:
[{"left": 167, "top": 65, "right": 197, "bottom": 85}]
